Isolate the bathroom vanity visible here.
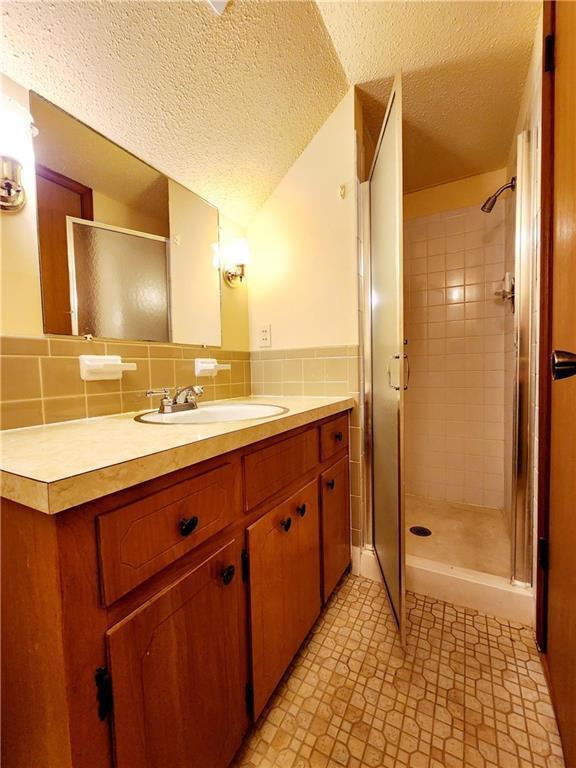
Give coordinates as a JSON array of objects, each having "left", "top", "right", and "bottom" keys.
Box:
[{"left": 0, "top": 397, "right": 353, "bottom": 768}]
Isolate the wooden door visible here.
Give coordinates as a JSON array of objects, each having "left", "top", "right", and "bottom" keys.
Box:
[
  {"left": 36, "top": 165, "right": 93, "bottom": 335},
  {"left": 106, "top": 538, "right": 248, "bottom": 768},
  {"left": 248, "top": 480, "right": 321, "bottom": 718},
  {"left": 321, "top": 455, "right": 351, "bottom": 602},
  {"left": 541, "top": 3, "right": 576, "bottom": 763}
]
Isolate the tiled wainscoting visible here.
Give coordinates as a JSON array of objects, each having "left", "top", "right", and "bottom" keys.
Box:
[
  {"left": 403, "top": 205, "right": 507, "bottom": 509},
  {"left": 0, "top": 335, "right": 251, "bottom": 429},
  {"left": 251, "top": 346, "right": 363, "bottom": 549}
]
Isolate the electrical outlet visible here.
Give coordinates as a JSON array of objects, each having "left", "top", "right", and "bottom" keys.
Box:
[{"left": 258, "top": 323, "right": 271, "bottom": 348}]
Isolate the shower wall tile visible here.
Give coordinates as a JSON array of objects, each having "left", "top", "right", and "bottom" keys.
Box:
[{"left": 404, "top": 204, "right": 507, "bottom": 509}]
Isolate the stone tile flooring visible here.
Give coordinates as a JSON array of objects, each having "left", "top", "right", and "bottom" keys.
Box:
[{"left": 233, "top": 575, "right": 565, "bottom": 768}]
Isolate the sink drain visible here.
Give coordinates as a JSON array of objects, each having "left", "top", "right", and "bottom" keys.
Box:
[{"left": 410, "top": 526, "right": 432, "bottom": 537}]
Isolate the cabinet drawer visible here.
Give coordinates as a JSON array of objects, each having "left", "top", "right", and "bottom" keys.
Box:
[
  {"left": 320, "top": 414, "right": 349, "bottom": 461},
  {"left": 244, "top": 428, "right": 319, "bottom": 510},
  {"left": 97, "top": 460, "right": 241, "bottom": 604}
]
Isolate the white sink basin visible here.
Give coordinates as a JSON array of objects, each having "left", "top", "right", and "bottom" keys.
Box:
[{"left": 136, "top": 402, "right": 288, "bottom": 425}]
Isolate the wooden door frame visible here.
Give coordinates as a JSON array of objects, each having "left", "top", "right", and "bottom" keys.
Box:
[
  {"left": 535, "top": 0, "right": 555, "bottom": 653},
  {"left": 36, "top": 163, "right": 94, "bottom": 220}
]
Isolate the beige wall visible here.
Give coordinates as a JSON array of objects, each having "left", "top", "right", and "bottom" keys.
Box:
[
  {"left": 0, "top": 75, "right": 44, "bottom": 336},
  {"left": 168, "top": 179, "right": 221, "bottom": 347},
  {"left": 247, "top": 88, "right": 358, "bottom": 351},
  {"left": 219, "top": 214, "right": 250, "bottom": 352},
  {"left": 92, "top": 190, "right": 168, "bottom": 237},
  {"left": 404, "top": 169, "right": 507, "bottom": 221}
]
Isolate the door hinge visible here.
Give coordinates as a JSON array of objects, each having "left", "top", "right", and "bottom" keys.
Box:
[
  {"left": 544, "top": 34, "right": 555, "bottom": 72},
  {"left": 537, "top": 537, "right": 549, "bottom": 570},
  {"left": 95, "top": 666, "right": 113, "bottom": 721},
  {"left": 245, "top": 682, "right": 254, "bottom": 718},
  {"left": 241, "top": 548, "right": 250, "bottom": 582}
]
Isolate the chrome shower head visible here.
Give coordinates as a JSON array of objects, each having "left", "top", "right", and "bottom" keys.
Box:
[
  {"left": 481, "top": 176, "right": 516, "bottom": 213},
  {"left": 481, "top": 195, "right": 498, "bottom": 213}
]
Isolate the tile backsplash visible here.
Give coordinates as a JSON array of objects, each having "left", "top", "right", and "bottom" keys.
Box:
[
  {"left": 0, "top": 336, "right": 250, "bottom": 430},
  {"left": 251, "top": 345, "right": 362, "bottom": 548},
  {"left": 404, "top": 204, "right": 507, "bottom": 509}
]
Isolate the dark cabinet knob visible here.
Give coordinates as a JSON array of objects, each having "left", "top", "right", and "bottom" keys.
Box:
[
  {"left": 179, "top": 516, "right": 199, "bottom": 537},
  {"left": 280, "top": 517, "right": 292, "bottom": 532},
  {"left": 326, "top": 479, "right": 335, "bottom": 490},
  {"left": 221, "top": 564, "right": 235, "bottom": 585},
  {"left": 296, "top": 503, "right": 307, "bottom": 517},
  {"left": 335, "top": 431, "right": 343, "bottom": 442}
]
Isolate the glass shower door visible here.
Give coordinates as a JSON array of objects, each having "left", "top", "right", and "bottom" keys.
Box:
[{"left": 368, "top": 75, "right": 406, "bottom": 637}]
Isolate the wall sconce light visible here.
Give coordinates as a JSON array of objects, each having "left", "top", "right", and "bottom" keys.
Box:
[
  {"left": 212, "top": 237, "right": 251, "bottom": 288},
  {"left": 0, "top": 94, "right": 37, "bottom": 213}
]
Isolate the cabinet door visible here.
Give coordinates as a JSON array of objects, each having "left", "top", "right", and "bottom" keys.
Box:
[
  {"left": 248, "top": 480, "right": 320, "bottom": 718},
  {"left": 321, "top": 455, "right": 351, "bottom": 602},
  {"left": 107, "top": 538, "right": 248, "bottom": 768}
]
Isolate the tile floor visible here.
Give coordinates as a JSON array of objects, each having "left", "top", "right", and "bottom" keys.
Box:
[
  {"left": 233, "top": 576, "right": 565, "bottom": 768},
  {"left": 405, "top": 495, "right": 510, "bottom": 578}
]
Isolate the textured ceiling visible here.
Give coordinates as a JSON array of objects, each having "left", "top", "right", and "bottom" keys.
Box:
[
  {"left": 318, "top": 1, "right": 540, "bottom": 191},
  {"left": 1, "top": 0, "right": 347, "bottom": 225},
  {"left": 2, "top": 1, "right": 539, "bottom": 217}
]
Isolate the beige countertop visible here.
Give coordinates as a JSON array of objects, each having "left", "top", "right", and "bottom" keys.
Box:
[{"left": 0, "top": 396, "right": 354, "bottom": 515}]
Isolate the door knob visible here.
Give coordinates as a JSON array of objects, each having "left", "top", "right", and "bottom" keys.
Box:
[
  {"left": 551, "top": 350, "right": 576, "bottom": 381},
  {"left": 280, "top": 517, "right": 292, "bottom": 532},
  {"left": 326, "top": 479, "right": 335, "bottom": 490},
  {"left": 296, "top": 503, "right": 307, "bottom": 517}
]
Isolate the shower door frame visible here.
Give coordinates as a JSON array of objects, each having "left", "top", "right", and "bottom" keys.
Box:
[
  {"left": 361, "top": 75, "right": 406, "bottom": 642},
  {"left": 511, "top": 130, "right": 536, "bottom": 587}
]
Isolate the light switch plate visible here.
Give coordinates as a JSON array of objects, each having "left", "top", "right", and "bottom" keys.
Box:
[{"left": 258, "top": 324, "right": 272, "bottom": 348}]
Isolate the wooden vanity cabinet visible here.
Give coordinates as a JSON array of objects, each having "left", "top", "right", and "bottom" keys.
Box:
[
  {"left": 1, "top": 410, "right": 351, "bottom": 768},
  {"left": 321, "top": 454, "right": 351, "bottom": 602},
  {"left": 248, "top": 480, "right": 321, "bottom": 718},
  {"left": 107, "top": 538, "right": 248, "bottom": 768}
]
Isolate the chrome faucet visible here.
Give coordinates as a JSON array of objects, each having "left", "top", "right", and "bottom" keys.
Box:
[{"left": 146, "top": 385, "right": 204, "bottom": 413}]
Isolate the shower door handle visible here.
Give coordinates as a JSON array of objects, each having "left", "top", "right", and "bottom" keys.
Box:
[
  {"left": 387, "top": 355, "right": 401, "bottom": 391},
  {"left": 551, "top": 349, "right": 576, "bottom": 381},
  {"left": 387, "top": 354, "right": 408, "bottom": 391}
]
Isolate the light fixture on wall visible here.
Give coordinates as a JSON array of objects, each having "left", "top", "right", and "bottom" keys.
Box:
[
  {"left": 212, "top": 237, "right": 251, "bottom": 288},
  {"left": 0, "top": 94, "right": 37, "bottom": 213}
]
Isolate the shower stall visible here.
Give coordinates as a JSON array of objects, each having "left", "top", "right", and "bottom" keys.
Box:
[
  {"left": 363, "top": 115, "right": 540, "bottom": 627},
  {"left": 399, "top": 141, "right": 539, "bottom": 621}
]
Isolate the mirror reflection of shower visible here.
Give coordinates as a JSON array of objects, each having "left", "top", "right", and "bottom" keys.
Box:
[{"left": 481, "top": 176, "right": 516, "bottom": 213}]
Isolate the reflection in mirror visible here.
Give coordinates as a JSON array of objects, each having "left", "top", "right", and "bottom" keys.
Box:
[{"left": 30, "top": 93, "right": 221, "bottom": 346}]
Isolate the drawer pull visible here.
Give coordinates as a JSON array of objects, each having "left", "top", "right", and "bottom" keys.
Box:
[
  {"left": 335, "top": 431, "right": 343, "bottom": 442},
  {"left": 326, "top": 479, "right": 335, "bottom": 491},
  {"left": 280, "top": 517, "right": 292, "bottom": 532},
  {"left": 179, "top": 516, "right": 199, "bottom": 537},
  {"left": 220, "top": 564, "right": 236, "bottom": 585},
  {"left": 296, "top": 503, "right": 307, "bottom": 518}
]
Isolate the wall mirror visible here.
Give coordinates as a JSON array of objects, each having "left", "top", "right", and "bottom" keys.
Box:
[{"left": 30, "top": 93, "right": 222, "bottom": 346}]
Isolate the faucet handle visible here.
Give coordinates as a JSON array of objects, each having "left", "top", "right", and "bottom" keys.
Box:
[
  {"left": 146, "top": 387, "right": 173, "bottom": 403},
  {"left": 181, "top": 385, "right": 204, "bottom": 403}
]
